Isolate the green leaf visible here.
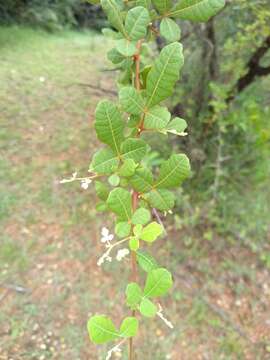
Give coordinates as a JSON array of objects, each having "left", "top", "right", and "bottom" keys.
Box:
[
  {"left": 89, "top": 148, "right": 119, "bottom": 175},
  {"left": 166, "top": 117, "right": 187, "bottom": 135},
  {"left": 146, "top": 189, "right": 175, "bottom": 211},
  {"left": 107, "top": 188, "right": 132, "bottom": 221},
  {"left": 133, "top": 224, "right": 143, "bottom": 237},
  {"left": 95, "top": 181, "right": 110, "bottom": 201},
  {"left": 102, "top": 28, "right": 122, "bottom": 40},
  {"left": 115, "top": 221, "right": 131, "bottom": 238},
  {"left": 96, "top": 201, "right": 108, "bottom": 212},
  {"left": 144, "top": 268, "right": 173, "bottom": 298},
  {"left": 127, "top": 114, "right": 140, "bottom": 128},
  {"left": 141, "top": 65, "right": 152, "bottom": 88},
  {"left": 139, "top": 298, "right": 157, "bottom": 317},
  {"left": 121, "top": 138, "right": 148, "bottom": 162},
  {"left": 146, "top": 42, "right": 184, "bottom": 108},
  {"left": 116, "top": 39, "right": 137, "bottom": 57},
  {"left": 107, "top": 48, "right": 125, "bottom": 64},
  {"left": 130, "top": 167, "right": 154, "bottom": 193},
  {"left": 101, "top": 0, "right": 126, "bottom": 34},
  {"left": 95, "top": 100, "right": 124, "bottom": 155},
  {"left": 144, "top": 105, "right": 171, "bottom": 130},
  {"left": 140, "top": 221, "right": 163, "bottom": 242},
  {"left": 125, "top": 6, "right": 150, "bottom": 41},
  {"left": 87, "top": 315, "right": 118, "bottom": 344},
  {"left": 170, "top": 0, "right": 225, "bottom": 22},
  {"left": 119, "top": 87, "right": 145, "bottom": 115},
  {"left": 120, "top": 178, "right": 129, "bottom": 187},
  {"left": 132, "top": 208, "right": 151, "bottom": 225},
  {"left": 119, "top": 317, "right": 139, "bottom": 338},
  {"left": 160, "top": 18, "right": 181, "bottom": 43},
  {"left": 119, "top": 159, "right": 137, "bottom": 177},
  {"left": 118, "top": 59, "right": 133, "bottom": 83},
  {"left": 87, "top": 0, "right": 100, "bottom": 4},
  {"left": 137, "top": 250, "right": 159, "bottom": 272},
  {"left": 136, "top": 0, "right": 151, "bottom": 9},
  {"left": 129, "top": 237, "right": 140, "bottom": 251},
  {"left": 126, "top": 282, "right": 143, "bottom": 309},
  {"left": 108, "top": 174, "right": 120, "bottom": 187},
  {"left": 152, "top": 0, "right": 173, "bottom": 14},
  {"left": 155, "top": 154, "right": 191, "bottom": 188}
]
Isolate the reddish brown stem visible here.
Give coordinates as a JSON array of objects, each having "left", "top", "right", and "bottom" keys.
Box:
[
  {"left": 129, "top": 40, "right": 142, "bottom": 360},
  {"left": 129, "top": 191, "right": 139, "bottom": 360},
  {"left": 131, "top": 191, "right": 139, "bottom": 281},
  {"left": 134, "top": 41, "right": 142, "bottom": 91}
]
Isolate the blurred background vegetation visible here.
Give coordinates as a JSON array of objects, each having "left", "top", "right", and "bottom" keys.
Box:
[
  {"left": 1, "top": 0, "right": 270, "bottom": 359},
  {"left": 0, "top": 0, "right": 107, "bottom": 31}
]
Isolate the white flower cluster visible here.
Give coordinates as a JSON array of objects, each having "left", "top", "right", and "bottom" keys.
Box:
[
  {"left": 101, "top": 227, "right": 114, "bottom": 244},
  {"left": 97, "top": 227, "right": 114, "bottom": 266},
  {"left": 97, "top": 227, "right": 130, "bottom": 267},
  {"left": 60, "top": 172, "right": 93, "bottom": 189},
  {"left": 116, "top": 248, "right": 129, "bottom": 261},
  {"left": 97, "top": 254, "right": 112, "bottom": 267},
  {"left": 81, "top": 178, "right": 92, "bottom": 190}
]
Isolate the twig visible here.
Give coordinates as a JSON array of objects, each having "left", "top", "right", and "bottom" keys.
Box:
[
  {"left": 128, "top": 39, "right": 143, "bottom": 360},
  {"left": 0, "top": 283, "right": 30, "bottom": 294},
  {"left": 152, "top": 208, "right": 167, "bottom": 235},
  {"left": 66, "top": 83, "right": 117, "bottom": 96}
]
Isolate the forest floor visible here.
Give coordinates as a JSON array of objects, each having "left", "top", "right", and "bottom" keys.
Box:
[{"left": 0, "top": 27, "right": 270, "bottom": 360}]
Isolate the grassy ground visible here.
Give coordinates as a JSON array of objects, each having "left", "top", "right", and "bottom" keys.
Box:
[{"left": 0, "top": 26, "right": 270, "bottom": 360}]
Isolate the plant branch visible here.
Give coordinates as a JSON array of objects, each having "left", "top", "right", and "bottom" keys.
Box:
[
  {"left": 97, "top": 237, "right": 131, "bottom": 267},
  {"left": 227, "top": 35, "right": 270, "bottom": 102},
  {"left": 66, "top": 82, "right": 117, "bottom": 95},
  {"left": 128, "top": 39, "right": 143, "bottom": 360}
]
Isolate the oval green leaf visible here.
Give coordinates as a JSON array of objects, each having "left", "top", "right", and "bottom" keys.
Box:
[
  {"left": 144, "top": 268, "right": 173, "bottom": 298},
  {"left": 87, "top": 315, "right": 118, "bottom": 344}
]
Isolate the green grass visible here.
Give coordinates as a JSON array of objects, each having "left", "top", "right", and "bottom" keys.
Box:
[{"left": 0, "top": 26, "right": 111, "bottom": 358}]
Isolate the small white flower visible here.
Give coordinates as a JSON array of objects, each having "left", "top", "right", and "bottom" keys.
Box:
[
  {"left": 101, "top": 227, "right": 109, "bottom": 237},
  {"left": 39, "top": 76, "right": 46, "bottom": 82},
  {"left": 97, "top": 253, "right": 112, "bottom": 267},
  {"left": 101, "top": 227, "right": 114, "bottom": 243},
  {"left": 116, "top": 248, "right": 130, "bottom": 261},
  {"left": 107, "top": 234, "right": 114, "bottom": 241},
  {"left": 81, "top": 182, "right": 89, "bottom": 190},
  {"left": 81, "top": 178, "right": 92, "bottom": 190},
  {"left": 97, "top": 258, "right": 104, "bottom": 267}
]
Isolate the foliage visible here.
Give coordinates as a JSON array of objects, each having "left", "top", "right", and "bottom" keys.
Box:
[
  {"left": 166, "top": 0, "right": 270, "bottom": 242},
  {"left": 61, "top": 0, "right": 224, "bottom": 357},
  {"left": 0, "top": 0, "right": 107, "bottom": 31}
]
